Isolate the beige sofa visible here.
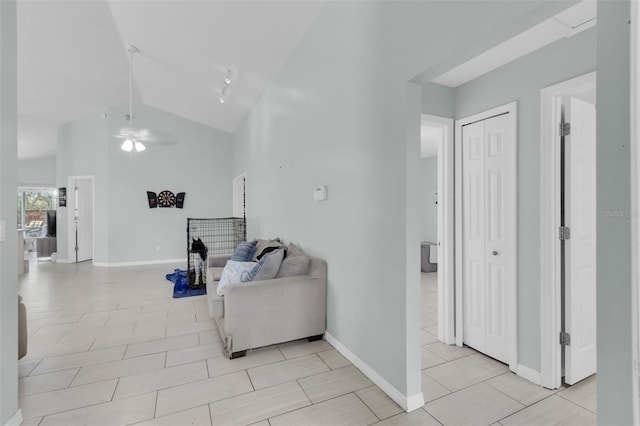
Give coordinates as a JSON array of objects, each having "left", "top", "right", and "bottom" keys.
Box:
[{"left": 206, "top": 252, "right": 327, "bottom": 359}]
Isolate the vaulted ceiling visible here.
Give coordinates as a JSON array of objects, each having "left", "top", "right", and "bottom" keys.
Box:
[{"left": 17, "top": 1, "right": 325, "bottom": 159}]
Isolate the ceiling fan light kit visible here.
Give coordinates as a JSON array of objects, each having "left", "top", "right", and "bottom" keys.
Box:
[{"left": 121, "top": 139, "right": 134, "bottom": 152}]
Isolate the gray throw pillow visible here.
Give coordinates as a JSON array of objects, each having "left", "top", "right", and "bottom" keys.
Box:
[
  {"left": 252, "top": 238, "right": 283, "bottom": 261},
  {"left": 245, "top": 247, "right": 285, "bottom": 281},
  {"left": 277, "top": 243, "right": 310, "bottom": 278}
]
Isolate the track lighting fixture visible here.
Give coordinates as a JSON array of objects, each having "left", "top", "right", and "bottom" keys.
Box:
[{"left": 219, "top": 69, "right": 233, "bottom": 104}]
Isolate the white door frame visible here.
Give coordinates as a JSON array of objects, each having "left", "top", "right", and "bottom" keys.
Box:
[
  {"left": 232, "top": 173, "right": 247, "bottom": 219},
  {"left": 421, "top": 114, "right": 455, "bottom": 345},
  {"left": 630, "top": 0, "right": 640, "bottom": 422},
  {"left": 454, "top": 101, "right": 518, "bottom": 372},
  {"left": 539, "top": 72, "right": 596, "bottom": 389},
  {"left": 67, "top": 175, "right": 95, "bottom": 264}
]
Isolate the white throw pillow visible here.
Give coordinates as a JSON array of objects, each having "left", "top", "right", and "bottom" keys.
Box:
[{"left": 216, "top": 260, "right": 256, "bottom": 296}]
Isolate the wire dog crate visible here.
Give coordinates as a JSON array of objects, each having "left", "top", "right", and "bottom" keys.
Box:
[{"left": 186, "top": 217, "right": 247, "bottom": 288}]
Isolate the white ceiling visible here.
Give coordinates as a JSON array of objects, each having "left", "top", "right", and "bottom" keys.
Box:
[
  {"left": 432, "top": 0, "right": 596, "bottom": 88},
  {"left": 17, "top": 1, "right": 325, "bottom": 159}
]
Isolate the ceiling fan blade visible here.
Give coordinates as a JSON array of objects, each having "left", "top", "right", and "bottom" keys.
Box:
[
  {"left": 136, "top": 128, "right": 177, "bottom": 146},
  {"left": 115, "top": 126, "right": 176, "bottom": 146},
  {"left": 115, "top": 126, "right": 139, "bottom": 139}
]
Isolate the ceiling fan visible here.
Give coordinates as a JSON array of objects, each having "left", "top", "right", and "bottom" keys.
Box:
[{"left": 116, "top": 44, "right": 176, "bottom": 152}]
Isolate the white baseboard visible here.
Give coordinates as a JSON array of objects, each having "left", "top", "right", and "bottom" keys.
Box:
[
  {"left": 516, "top": 363, "right": 542, "bottom": 386},
  {"left": 93, "top": 258, "right": 186, "bottom": 267},
  {"left": 5, "top": 409, "right": 22, "bottom": 426},
  {"left": 55, "top": 258, "right": 74, "bottom": 264},
  {"left": 325, "top": 332, "right": 425, "bottom": 412}
]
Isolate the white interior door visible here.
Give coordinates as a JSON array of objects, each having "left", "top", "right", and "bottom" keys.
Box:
[
  {"left": 462, "top": 114, "right": 510, "bottom": 364},
  {"left": 75, "top": 178, "right": 93, "bottom": 262},
  {"left": 564, "top": 96, "right": 597, "bottom": 384},
  {"left": 462, "top": 120, "right": 487, "bottom": 353}
]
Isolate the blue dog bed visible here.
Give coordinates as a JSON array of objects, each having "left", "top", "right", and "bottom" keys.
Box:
[{"left": 166, "top": 269, "right": 207, "bottom": 298}]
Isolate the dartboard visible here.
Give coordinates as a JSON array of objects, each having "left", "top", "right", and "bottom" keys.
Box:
[{"left": 157, "top": 190, "right": 175, "bottom": 207}]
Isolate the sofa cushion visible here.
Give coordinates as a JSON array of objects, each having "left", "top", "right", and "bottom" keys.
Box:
[
  {"left": 210, "top": 267, "right": 224, "bottom": 281},
  {"left": 277, "top": 243, "right": 310, "bottom": 278},
  {"left": 252, "top": 239, "right": 283, "bottom": 261},
  {"left": 205, "top": 280, "right": 225, "bottom": 318},
  {"left": 230, "top": 240, "right": 257, "bottom": 262},
  {"left": 217, "top": 261, "right": 256, "bottom": 296},
  {"left": 245, "top": 247, "right": 285, "bottom": 281}
]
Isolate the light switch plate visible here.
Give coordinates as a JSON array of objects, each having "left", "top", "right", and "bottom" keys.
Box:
[{"left": 0, "top": 220, "right": 5, "bottom": 242}]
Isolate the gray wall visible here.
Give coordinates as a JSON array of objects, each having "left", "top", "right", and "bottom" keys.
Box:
[
  {"left": 0, "top": 1, "right": 19, "bottom": 424},
  {"left": 56, "top": 105, "right": 234, "bottom": 265},
  {"left": 420, "top": 156, "right": 437, "bottom": 243},
  {"left": 452, "top": 27, "right": 596, "bottom": 371},
  {"left": 596, "top": 1, "right": 632, "bottom": 423},
  {"left": 421, "top": 82, "right": 455, "bottom": 118},
  {"left": 232, "top": 0, "right": 572, "bottom": 401},
  {"left": 56, "top": 109, "right": 110, "bottom": 263},
  {"left": 18, "top": 156, "right": 56, "bottom": 187}
]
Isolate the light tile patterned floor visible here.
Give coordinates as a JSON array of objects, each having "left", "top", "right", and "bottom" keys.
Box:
[
  {"left": 17, "top": 260, "right": 596, "bottom": 425},
  {"left": 419, "top": 272, "right": 597, "bottom": 426}
]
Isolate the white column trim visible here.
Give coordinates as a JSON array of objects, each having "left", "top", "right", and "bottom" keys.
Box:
[
  {"left": 630, "top": 0, "right": 640, "bottom": 422},
  {"left": 421, "top": 114, "right": 455, "bottom": 345}
]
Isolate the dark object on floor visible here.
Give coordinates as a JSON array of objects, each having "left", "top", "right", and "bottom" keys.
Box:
[
  {"left": 420, "top": 241, "right": 438, "bottom": 272},
  {"left": 166, "top": 269, "right": 207, "bottom": 298},
  {"left": 18, "top": 295, "right": 27, "bottom": 359},
  {"left": 307, "top": 334, "right": 324, "bottom": 342},
  {"left": 230, "top": 350, "right": 247, "bottom": 359}
]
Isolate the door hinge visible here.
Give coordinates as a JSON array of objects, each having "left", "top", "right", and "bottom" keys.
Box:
[
  {"left": 559, "top": 226, "right": 571, "bottom": 240},
  {"left": 560, "top": 331, "right": 571, "bottom": 346},
  {"left": 559, "top": 122, "right": 571, "bottom": 137}
]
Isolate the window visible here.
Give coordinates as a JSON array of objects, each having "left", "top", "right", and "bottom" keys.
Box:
[{"left": 17, "top": 188, "right": 57, "bottom": 236}]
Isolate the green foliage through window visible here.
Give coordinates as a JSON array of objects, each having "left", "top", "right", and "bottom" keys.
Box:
[{"left": 17, "top": 189, "right": 57, "bottom": 231}]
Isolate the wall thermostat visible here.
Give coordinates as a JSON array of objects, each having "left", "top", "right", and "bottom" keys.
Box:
[{"left": 313, "top": 185, "right": 328, "bottom": 201}]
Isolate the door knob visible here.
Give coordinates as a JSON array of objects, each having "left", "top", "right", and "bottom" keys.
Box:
[{"left": 492, "top": 251, "right": 498, "bottom": 256}]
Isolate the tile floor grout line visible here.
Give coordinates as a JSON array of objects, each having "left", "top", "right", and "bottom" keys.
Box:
[
  {"left": 352, "top": 387, "right": 386, "bottom": 423},
  {"left": 421, "top": 405, "right": 446, "bottom": 426},
  {"left": 68, "top": 366, "right": 82, "bottom": 389},
  {"left": 493, "top": 386, "right": 580, "bottom": 424},
  {"left": 245, "top": 367, "right": 257, "bottom": 391},
  {"left": 421, "top": 366, "right": 507, "bottom": 395},
  {"left": 556, "top": 389, "right": 597, "bottom": 414},
  {"left": 295, "top": 377, "right": 316, "bottom": 407},
  {"left": 152, "top": 389, "right": 159, "bottom": 420}
]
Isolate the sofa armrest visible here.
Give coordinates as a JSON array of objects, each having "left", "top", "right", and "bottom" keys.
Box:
[
  {"left": 208, "top": 254, "right": 232, "bottom": 268},
  {"left": 223, "top": 275, "right": 326, "bottom": 351}
]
